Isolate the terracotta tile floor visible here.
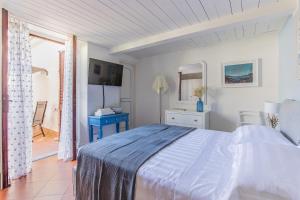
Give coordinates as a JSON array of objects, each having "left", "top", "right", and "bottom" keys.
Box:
[
  {"left": 0, "top": 156, "right": 76, "bottom": 200},
  {"left": 32, "top": 128, "right": 59, "bottom": 161}
]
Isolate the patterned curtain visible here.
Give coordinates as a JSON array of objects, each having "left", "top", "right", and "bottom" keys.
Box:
[
  {"left": 58, "top": 39, "right": 73, "bottom": 161},
  {"left": 8, "top": 16, "right": 33, "bottom": 179}
]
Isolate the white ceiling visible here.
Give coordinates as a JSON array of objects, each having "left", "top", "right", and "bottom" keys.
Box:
[
  {"left": 4, "top": 0, "right": 295, "bottom": 59},
  {"left": 127, "top": 16, "right": 288, "bottom": 58}
]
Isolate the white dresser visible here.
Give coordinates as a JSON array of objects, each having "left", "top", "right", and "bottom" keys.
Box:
[{"left": 165, "top": 110, "right": 209, "bottom": 129}]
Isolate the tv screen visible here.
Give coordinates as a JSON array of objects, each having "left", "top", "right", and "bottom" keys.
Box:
[{"left": 88, "top": 58, "right": 123, "bottom": 86}]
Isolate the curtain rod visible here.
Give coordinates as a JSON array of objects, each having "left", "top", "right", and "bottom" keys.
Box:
[{"left": 29, "top": 33, "right": 65, "bottom": 45}]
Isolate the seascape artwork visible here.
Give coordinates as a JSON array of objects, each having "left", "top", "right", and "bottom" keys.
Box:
[{"left": 224, "top": 63, "right": 253, "bottom": 84}]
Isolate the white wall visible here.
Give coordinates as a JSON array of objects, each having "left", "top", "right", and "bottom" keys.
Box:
[
  {"left": 135, "top": 33, "right": 280, "bottom": 132},
  {"left": 31, "top": 39, "right": 64, "bottom": 132},
  {"left": 279, "top": 14, "right": 300, "bottom": 101},
  {"left": 77, "top": 41, "right": 137, "bottom": 146},
  {"left": 87, "top": 43, "right": 123, "bottom": 119}
]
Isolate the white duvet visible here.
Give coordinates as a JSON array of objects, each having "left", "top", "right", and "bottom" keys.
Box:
[{"left": 135, "top": 125, "right": 300, "bottom": 200}]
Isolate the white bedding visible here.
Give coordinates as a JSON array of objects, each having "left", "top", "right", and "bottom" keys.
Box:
[
  {"left": 223, "top": 143, "right": 300, "bottom": 200},
  {"left": 135, "top": 125, "right": 300, "bottom": 200}
]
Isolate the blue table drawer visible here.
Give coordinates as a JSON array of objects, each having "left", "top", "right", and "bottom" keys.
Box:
[
  {"left": 89, "top": 118, "right": 100, "bottom": 125},
  {"left": 116, "top": 116, "right": 128, "bottom": 123},
  {"left": 100, "top": 118, "right": 116, "bottom": 125}
]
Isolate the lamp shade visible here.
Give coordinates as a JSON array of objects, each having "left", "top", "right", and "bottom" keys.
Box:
[
  {"left": 264, "top": 101, "right": 280, "bottom": 114},
  {"left": 152, "top": 75, "right": 168, "bottom": 94}
]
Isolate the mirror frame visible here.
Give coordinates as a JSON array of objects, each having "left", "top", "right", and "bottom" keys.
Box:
[{"left": 177, "top": 61, "right": 207, "bottom": 105}]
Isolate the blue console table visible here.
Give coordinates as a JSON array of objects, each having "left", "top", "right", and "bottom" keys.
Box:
[{"left": 88, "top": 113, "right": 129, "bottom": 142}]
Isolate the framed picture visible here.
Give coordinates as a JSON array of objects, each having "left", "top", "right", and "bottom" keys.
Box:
[{"left": 222, "top": 60, "right": 259, "bottom": 87}]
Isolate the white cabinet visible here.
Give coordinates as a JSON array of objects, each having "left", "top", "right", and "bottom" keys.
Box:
[{"left": 165, "top": 110, "right": 209, "bottom": 129}]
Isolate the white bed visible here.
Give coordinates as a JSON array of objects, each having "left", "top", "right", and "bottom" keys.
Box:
[
  {"left": 135, "top": 125, "right": 300, "bottom": 200},
  {"left": 75, "top": 100, "right": 300, "bottom": 200}
]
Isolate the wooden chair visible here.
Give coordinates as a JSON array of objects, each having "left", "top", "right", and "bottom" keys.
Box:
[
  {"left": 33, "top": 101, "right": 47, "bottom": 137},
  {"left": 238, "top": 110, "right": 265, "bottom": 126}
]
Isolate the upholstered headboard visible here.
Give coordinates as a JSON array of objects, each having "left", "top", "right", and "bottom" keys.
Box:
[{"left": 279, "top": 100, "right": 300, "bottom": 145}]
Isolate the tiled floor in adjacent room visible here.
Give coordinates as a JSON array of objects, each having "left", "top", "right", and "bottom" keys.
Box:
[
  {"left": 0, "top": 156, "right": 76, "bottom": 200},
  {"left": 32, "top": 127, "right": 59, "bottom": 161}
]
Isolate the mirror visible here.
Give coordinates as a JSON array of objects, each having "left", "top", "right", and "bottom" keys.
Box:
[{"left": 178, "top": 62, "right": 207, "bottom": 103}]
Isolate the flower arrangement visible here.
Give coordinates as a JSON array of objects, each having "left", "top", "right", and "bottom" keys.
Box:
[
  {"left": 267, "top": 114, "right": 279, "bottom": 129},
  {"left": 193, "top": 86, "right": 204, "bottom": 100}
]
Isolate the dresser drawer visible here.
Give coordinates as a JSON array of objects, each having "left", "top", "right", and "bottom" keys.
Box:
[
  {"left": 187, "top": 115, "right": 203, "bottom": 126},
  {"left": 166, "top": 113, "right": 203, "bottom": 127}
]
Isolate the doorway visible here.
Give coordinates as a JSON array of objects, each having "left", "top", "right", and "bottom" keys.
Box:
[
  {"left": 30, "top": 36, "right": 65, "bottom": 161},
  {"left": 1, "top": 10, "right": 77, "bottom": 188}
]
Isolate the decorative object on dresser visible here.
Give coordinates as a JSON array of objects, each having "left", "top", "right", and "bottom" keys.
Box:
[
  {"left": 165, "top": 110, "right": 209, "bottom": 129},
  {"left": 264, "top": 101, "right": 280, "bottom": 129},
  {"left": 152, "top": 75, "right": 169, "bottom": 124},
  {"left": 222, "top": 60, "right": 259, "bottom": 87},
  {"left": 193, "top": 87, "right": 204, "bottom": 112}
]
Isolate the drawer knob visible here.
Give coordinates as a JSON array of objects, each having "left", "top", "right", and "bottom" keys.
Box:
[
  {"left": 194, "top": 119, "right": 198, "bottom": 122},
  {"left": 171, "top": 117, "right": 175, "bottom": 120}
]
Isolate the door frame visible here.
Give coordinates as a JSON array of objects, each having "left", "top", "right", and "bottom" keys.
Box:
[
  {"left": 120, "top": 65, "right": 134, "bottom": 129},
  {"left": 72, "top": 35, "right": 77, "bottom": 161},
  {"left": 58, "top": 51, "right": 65, "bottom": 141},
  {"left": 30, "top": 35, "right": 77, "bottom": 160},
  {"left": 1, "top": 11, "right": 78, "bottom": 188},
  {"left": 1, "top": 8, "right": 9, "bottom": 189}
]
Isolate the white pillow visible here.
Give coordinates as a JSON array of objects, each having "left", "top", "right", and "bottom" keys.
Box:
[
  {"left": 223, "top": 143, "right": 300, "bottom": 200},
  {"left": 279, "top": 100, "right": 300, "bottom": 145},
  {"left": 232, "top": 125, "right": 292, "bottom": 146}
]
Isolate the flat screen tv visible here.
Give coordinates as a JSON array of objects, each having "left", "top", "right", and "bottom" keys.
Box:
[{"left": 88, "top": 58, "right": 123, "bottom": 86}]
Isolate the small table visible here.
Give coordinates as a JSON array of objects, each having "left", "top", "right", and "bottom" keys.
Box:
[{"left": 88, "top": 113, "right": 129, "bottom": 142}]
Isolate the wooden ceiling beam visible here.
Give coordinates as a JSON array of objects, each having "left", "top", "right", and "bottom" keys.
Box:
[{"left": 110, "top": 0, "right": 296, "bottom": 54}]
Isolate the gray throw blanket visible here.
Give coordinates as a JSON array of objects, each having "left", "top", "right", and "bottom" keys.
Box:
[{"left": 76, "top": 124, "right": 195, "bottom": 200}]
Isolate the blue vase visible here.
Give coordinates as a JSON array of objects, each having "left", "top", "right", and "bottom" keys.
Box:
[{"left": 196, "top": 98, "right": 204, "bottom": 112}]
